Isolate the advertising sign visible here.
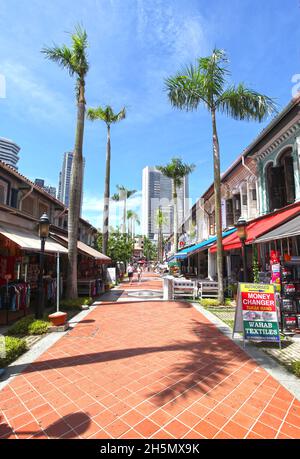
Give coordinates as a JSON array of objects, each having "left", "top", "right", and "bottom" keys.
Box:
[
  {"left": 106, "top": 268, "right": 116, "bottom": 284},
  {"left": 233, "top": 283, "right": 281, "bottom": 347}
]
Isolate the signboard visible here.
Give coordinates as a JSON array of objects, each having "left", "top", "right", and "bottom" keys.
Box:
[
  {"left": 106, "top": 268, "right": 116, "bottom": 284},
  {"left": 233, "top": 283, "right": 281, "bottom": 348}
]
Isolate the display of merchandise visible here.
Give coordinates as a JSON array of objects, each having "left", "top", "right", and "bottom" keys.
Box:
[
  {"left": 77, "top": 278, "right": 103, "bottom": 297},
  {"left": 280, "top": 260, "right": 300, "bottom": 333}
]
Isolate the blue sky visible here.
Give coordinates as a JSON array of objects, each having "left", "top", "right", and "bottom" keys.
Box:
[{"left": 0, "top": 0, "right": 300, "bottom": 229}]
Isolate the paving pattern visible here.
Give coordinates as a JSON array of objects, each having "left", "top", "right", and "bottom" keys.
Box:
[{"left": 0, "top": 274, "right": 300, "bottom": 439}]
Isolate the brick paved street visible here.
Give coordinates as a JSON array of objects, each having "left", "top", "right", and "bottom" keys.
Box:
[{"left": 1, "top": 274, "right": 300, "bottom": 439}]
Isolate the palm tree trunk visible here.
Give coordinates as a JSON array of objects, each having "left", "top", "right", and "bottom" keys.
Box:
[
  {"left": 173, "top": 183, "right": 178, "bottom": 254},
  {"left": 102, "top": 125, "right": 110, "bottom": 255},
  {"left": 123, "top": 197, "right": 127, "bottom": 235},
  {"left": 67, "top": 82, "right": 85, "bottom": 299},
  {"left": 211, "top": 108, "right": 224, "bottom": 304}
]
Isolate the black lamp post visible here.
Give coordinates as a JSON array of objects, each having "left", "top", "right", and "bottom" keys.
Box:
[
  {"left": 37, "top": 213, "right": 50, "bottom": 319},
  {"left": 235, "top": 216, "right": 248, "bottom": 282}
]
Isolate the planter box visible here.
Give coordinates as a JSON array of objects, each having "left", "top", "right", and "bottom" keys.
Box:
[{"left": 48, "top": 311, "right": 67, "bottom": 327}]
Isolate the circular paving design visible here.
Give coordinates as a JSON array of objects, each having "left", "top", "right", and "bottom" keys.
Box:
[{"left": 126, "top": 290, "right": 163, "bottom": 299}]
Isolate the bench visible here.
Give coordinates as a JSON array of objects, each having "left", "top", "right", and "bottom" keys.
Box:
[
  {"left": 198, "top": 281, "right": 219, "bottom": 299},
  {"left": 173, "top": 279, "right": 197, "bottom": 300}
]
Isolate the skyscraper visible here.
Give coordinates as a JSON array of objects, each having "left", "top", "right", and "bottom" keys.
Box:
[
  {"left": 0, "top": 137, "right": 20, "bottom": 169},
  {"left": 57, "top": 152, "right": 85, "bottom": 213},
  {"left": 142, "top": 166, "right": 189, "bottom": 240},
  {"left": 34, "top": 179, "right": 57, "bottom": 198}
]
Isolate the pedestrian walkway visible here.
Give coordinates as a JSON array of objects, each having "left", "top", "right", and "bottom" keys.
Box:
[{"left": 0, "top": 273, "right": 300, "bottom": 439}]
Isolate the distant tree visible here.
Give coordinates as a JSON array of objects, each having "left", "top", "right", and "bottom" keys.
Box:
[
  {"left": 157, "top": 158, "right": 195, "bottom": 254},
  {"left": 143, "top": 237, "right": 157, "bottom": 261},
  {"left": 112, "top": 185, "right": 136, "bottom": 234},
  {"left": 127, "top": 210, "right": 140, "bottom": 237},
  {"left": 97, "top": 230, "right": 134, "bottom": 264},
  {"left": 86, "top": 105, "right": 126, "bottom": 255}
]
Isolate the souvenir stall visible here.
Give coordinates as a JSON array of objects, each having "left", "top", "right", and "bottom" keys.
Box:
[
  {"left": 77, "top": 254, "right": 104, "bottom": 297},
  {"left": 0, "top": 228, "right": 66, "bottom": 325},
  {"left": 254, "top": 214, "right": 300, "bottom": 334}
]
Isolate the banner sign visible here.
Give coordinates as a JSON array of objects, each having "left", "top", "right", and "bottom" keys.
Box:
[{"left": 233, "top": 283, "right": 281, "bottom": 346}]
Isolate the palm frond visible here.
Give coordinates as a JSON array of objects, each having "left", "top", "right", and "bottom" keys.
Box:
[
  {"left": 86, "top": 105, "right": 126, "bottom": 125},
  {"left": 216, "top": 83, "right": 278, "bottom": 121},
  {"left": 41, "top": 45, "right": 75, "bottom": 76}
]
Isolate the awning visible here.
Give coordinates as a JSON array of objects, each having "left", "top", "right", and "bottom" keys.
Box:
[
  {"left": 169, "top": 229, "right": 237, "bottom": 261},
  {"left": 255, "top": 214, "right": 300, "bottom": 244},
  {"left": 0, "top": 224, "right": 68, "bottom": 253},
  {"left": 51, "top": 233, "right": 111, "bottom": 263},
  {"left": 210, "top": 203, "right": 300, "bottom": 253}
]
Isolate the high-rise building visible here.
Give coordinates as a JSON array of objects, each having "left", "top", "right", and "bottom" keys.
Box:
[
  {"left": 34, "top": 179, "right": 57, "bottom": 198},
  {"left": 0, "top": 137, "right": 20, "bottom": 169},
  {"left": 57, "top": 152, "right": 85, "bottom": 213},
  {"left": 142, "top": 166, "right": 189, "bottom": 240}
]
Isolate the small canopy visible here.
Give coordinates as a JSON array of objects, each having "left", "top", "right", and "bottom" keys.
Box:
[
  {"left": 254, "top": 214, "right": 300, "bottom": 244},
  {"left": 0, "top": 224, "right": 68, "bottom": 253},
  {"left": 210, "top": 203, "right": 300, "bottom": 253},
  {"left": 168, "top": 228, "right": 237, "bottom": 262},
  {"left": 51, "top": 233, "right": 111, "bottom": 263}
]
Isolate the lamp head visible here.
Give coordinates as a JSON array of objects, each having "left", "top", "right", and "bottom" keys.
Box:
[
  {"left": 39, "top": 213, "right": 50, "bottom": 239},
  {"left": 235, "top": 216, "right": 247, "bottom": 241}
]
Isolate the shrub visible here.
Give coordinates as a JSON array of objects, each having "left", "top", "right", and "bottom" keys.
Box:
[
  {"left": 291, "top": 361, "right": 300, "bottom": 378},
  {"left": 0, "top": 336, "right": 27, "bottom": 368},
  {"left": 199, "top": 299, "right": 220, "bottom": 307},
  {"left": 60, "top": 297, "right": 93, "bottom": 310},
  {"left": 7, "top": 315, "right": 35, "bottom": 336},
  {"left": 28, "top": 320, "right": 49, "bottom": 335},
  {"left": 7, "top": 315, "right": 49, "bottom": 336}
]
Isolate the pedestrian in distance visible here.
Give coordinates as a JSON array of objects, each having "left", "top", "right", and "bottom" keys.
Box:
[
  {"left": 137, "top": 265, "right": 142, "bottom": 283},
  {"left": 127, "top": 263, "right": 134, "bottom": 285}
]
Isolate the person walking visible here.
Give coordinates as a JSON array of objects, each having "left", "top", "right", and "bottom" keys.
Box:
[
  {"left": 137, "top": 265, "right": 142, "bottom": 283},
  {"left": 127, "top": 263, "right": 134, "bottom": 285}
]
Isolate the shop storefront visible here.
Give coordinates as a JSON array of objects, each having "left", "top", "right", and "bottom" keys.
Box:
[
  {"left": 254, "top": 214, "right": 300, "bottom": 334},
  {"left": 0, "top": 224, "right": 68, "bottom": 325}
]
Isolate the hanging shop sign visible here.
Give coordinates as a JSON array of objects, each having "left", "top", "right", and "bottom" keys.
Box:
[{"left": 233, "top": 283, "right": 281, "bottom": 348}]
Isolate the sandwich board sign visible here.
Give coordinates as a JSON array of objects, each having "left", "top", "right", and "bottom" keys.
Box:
[{"left": 233, "top": 283, "right": 281, "bottom": 349}]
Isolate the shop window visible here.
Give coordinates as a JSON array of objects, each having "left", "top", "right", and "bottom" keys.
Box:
[
  {"left": 242, "top": 194, "right": 247, "bottom": 206},
  {"left": 267, "top": 149, "right": 295, "bottom": 212},
  {"left": 226, "top": 199, "right": 234, "bottom": 227},
  {"left": 251, "top": 189, "right": 257, "bottom": 201},
  {"left": 10, "top": 189, "right": 19, "bottom": 208},
  {"left": 0, "top": 185, "right": 5, "bottom": 204}
]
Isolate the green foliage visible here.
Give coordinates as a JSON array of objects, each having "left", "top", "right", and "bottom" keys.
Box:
[
  {"left": 0, "top": 336, "right": 27, "bottom": 368},
  {"left": 28, "top": 320, "right": 49, "bottom": 335},
  {"left": 60, "top": 297, "right": 92, "bottom": 310},
  {"left": 87, "top": 105, "right": 126, "bottom": 126},
  {"left": 199, "top": 299, "right": 220, "bottom": 307},
  {"left": 97, "top": 230, "right": 134, "bottom": 264},
  {"left": 291, "top": 361, "right": 300, "bottom": 378},
  {"left": 156, "top": 157, "right": 196, "bottom": 190},
  {"left": 7, "top": 315, "right": 49, "bottom": 336},
  {"left": 143, "top": 236, "right": 157, "bottom": 261}
]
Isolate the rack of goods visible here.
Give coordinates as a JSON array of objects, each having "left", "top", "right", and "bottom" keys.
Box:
[{"left": 280, "top": 260, "right": 300, "bottom": 334}]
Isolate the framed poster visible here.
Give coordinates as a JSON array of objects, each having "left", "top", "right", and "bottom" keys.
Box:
[{"left": 233, "top": 283, "right": 281, "bottom": 348}]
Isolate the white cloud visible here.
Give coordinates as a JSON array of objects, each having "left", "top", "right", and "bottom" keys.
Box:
[
  {"left": 82, "top": 190, "right": 142, "bottom": 229},
  {"left": 0, "top": 61, "right": 71, "bottom": 122}
]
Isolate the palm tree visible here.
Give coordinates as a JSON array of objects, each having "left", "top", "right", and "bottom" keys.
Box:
[
  {"left": 86, "top": 105, "right": 126, "bottom": 255},
  {"left": 42, "top": 26, "right": 89, "bottom": 300},
  {"left": 127, "top": 210, "right": 140, "bottom": 237},
  {"left": 156, "top": 206, "right": 166, "bottom": 262},
  {"left": 165, "top": 48, "right": 276, "bottom": 304},
  {"left": 157, "top": 158, "right": 195, "bottom": 255},
  {"left": 112, "top": 185, "right": 136, "bottom": 234}
]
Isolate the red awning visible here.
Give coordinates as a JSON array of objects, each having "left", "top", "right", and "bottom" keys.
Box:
[{"left": 210, "top": 203, "right": 300, "bottom": 253}]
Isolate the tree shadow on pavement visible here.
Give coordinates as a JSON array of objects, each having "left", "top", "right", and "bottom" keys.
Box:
[{"left": 0, "top": 412, "right": 91, "bottom": 439}]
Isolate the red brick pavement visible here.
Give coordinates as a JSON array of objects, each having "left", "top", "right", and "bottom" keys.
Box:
[{"left": 0, "top": 273, "right": 300, "bottom": 439}]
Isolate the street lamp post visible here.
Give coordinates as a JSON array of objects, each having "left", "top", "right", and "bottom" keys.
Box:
[
  {"left": 37, "top": 213, "right": 50, "bottom": 320},
  {"left": 235, "top": 216, "right": 248, "bottom": 282}
]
